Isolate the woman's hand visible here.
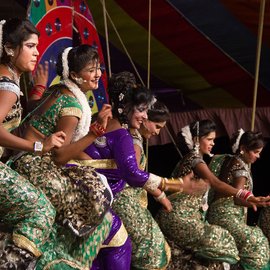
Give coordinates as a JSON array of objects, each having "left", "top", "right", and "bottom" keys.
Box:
[
  {"left": 42, "top": 131, "right": 66, "bottom": 153},
  {"left": 33, "top": 61, "right": 49, "bottom": 87},
  {"left": 247, "top": 195, "right": 270, "bottom": 212},
  {"left": 182, "top": 172, "right": 209, "bottom": 196},
  {"left": 96, "top": 104, "right": 112, "bottom": 130},
  {"left": 159, "top": 197, "right": 173, "bottom": 212}
]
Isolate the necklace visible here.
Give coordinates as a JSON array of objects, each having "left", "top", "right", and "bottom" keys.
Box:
[{"left": 7, "top": 64, "right": 20, "bottom": 86}]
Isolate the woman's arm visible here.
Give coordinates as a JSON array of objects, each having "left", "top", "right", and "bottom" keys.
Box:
[
  {"left": 52, "top": 104, "right": 112, "bottom": 165},
  {"left": 232, "top": 176, "right": 253, "bottom": 207},
  {"left": 0, "top": 91, "right": 65, "bottom": 153},
  {"left": 195, "top": 162, "right": 239, "bottom": 196}
]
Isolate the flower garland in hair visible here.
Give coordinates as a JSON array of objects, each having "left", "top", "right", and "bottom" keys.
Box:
[
  {"left": 181, "top": 125, "right": 193, "bottom": 150},
  {"left": 61, "top": 47, "right": 91, "bottom": 142},
  {"left": 149, "top": 96, "right": 157, "bottom": 109},
  {"left": 232, "top": 128, "right": 245, "bottom": 153},
  {"left": 0, "top": 20, "right": 6, "bottom": 59}
]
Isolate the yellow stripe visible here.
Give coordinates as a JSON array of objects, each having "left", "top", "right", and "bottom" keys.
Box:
[
  {"left": 88, "top": 0, "right": 244, "bottom": 108},
  {"left": 68, "top": 159, "right": 117, "bottom": 169},
  {"left": 101, "top": 222, "right": 128, "bottom": 248}
]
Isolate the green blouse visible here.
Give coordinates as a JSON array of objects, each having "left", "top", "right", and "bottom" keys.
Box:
[{"left": 30, "top": 94, "right": 82, "bottom": 136}]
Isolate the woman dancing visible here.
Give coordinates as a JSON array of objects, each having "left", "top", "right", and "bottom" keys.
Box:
[
  {"left": 13, "top": 45, "right": 113, "bottom": 269},
  {"left": 0, "top": 18, "right": 66, "bottom": 269},
  {"left": 208, "top": 130, "right": 270, "bottom": 270}
]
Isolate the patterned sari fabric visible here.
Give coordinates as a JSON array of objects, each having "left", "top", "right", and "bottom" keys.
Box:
[
  {"left": 208, "top": 155, "right": 270, "bottom": 270},
  {"left": 112, "top": 129, "right": 170, "bottom": 270},
  {"left": 13, "top": 92, "right": 113, "bottom": 268},
  {"left": 84, "top": 128, "right": 169, "bottom": 269},
  {"left": 0, "top": 77, "right": 56, "bottom": 264},
  {"left": 156, "top": 151, "right": 240, "bottom": 268},
  {"left": 258, "top": 207, "right": 270, "bottom": 244},
  {"left": 113, "top": 187, "right": 170, "bottom": 270}
]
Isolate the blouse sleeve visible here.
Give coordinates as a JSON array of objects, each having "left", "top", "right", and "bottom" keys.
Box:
[
  {"left": 191, "top": 156, "right": 205, "bottom": 169},
  {"left": 0, "top": 77, "right": 21, "bottom": 97},
  {"left": 112, "top": 130, "right": 160, "bottom": 190},
  {"left": 59, "top": 95, "right": 83, "bottom": 119}
]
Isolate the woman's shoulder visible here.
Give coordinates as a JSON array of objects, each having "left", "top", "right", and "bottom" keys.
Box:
[{"left": 0, "top": 76, "right": 21, "bottom": 97}]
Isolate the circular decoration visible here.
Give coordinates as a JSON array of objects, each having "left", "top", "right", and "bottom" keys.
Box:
[
  {"left": 79, "top": 1, "right": 87, "bottom": 14},
  {"left": 54, "top": 18, "right": 61, "bottom": 32},
  {"left": 48, "top": 0, "right": 54, "bottom": 6},
  {"left": 49, "top": 54, "right": 57, "bottom": 70},
  {"left": 83, "top": 27, "right": 89, "bottom": 40},
  {"left": 45, "top": 23, "right": 53, "bottom": 36}
]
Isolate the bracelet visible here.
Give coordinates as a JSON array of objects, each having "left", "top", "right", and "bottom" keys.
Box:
[
  {"left": 235, "top": 188, "right": 254, "bottom": 201},
  {"left": 35, "top": 84, "right": 46, "bottom": 90},
  {"left": 29, "top": 84, "right": 46, "bottom": 98},
  {"left": 160, "top": 178, "right": 166, "bottom": 191},
  {"left": 29, "top": 89, "right": 44, "bottom": 98},
  {"left": 90, "top": 122, "right": 106, "bottom": 137},
  {"left": 154, "top": 191, "right": 166, "bottom": 202},
  {"left": 163, "top": 177, "right": 184, "bottom": 193}
]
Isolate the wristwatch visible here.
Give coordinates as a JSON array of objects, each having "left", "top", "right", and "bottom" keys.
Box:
[{"left": 33, "top": 141, "right": 43, "bottom": 155}]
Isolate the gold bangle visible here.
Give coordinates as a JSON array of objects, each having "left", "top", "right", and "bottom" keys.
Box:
[
  {"left": 160, "top": 178, "right": 166, "bottom": 191},
  {"left": 164, "top": 177, "right": 184, "bottom": 193}
]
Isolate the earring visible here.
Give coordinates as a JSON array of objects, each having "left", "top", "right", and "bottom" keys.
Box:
[
  {"left": 7, "top": 50, "right": 14, "bottom": 57},
  {"left": 240, "top": 150, "right": 244, "bottom": 155},
  {"left": 74, "top": 77, "right": 83, "bottom": 85},
  {"left": 5, "top": 47, "right": 14, "bottom": 57},
  {"left": 194, "top": 140, "right": 200, "bottom": 155}
]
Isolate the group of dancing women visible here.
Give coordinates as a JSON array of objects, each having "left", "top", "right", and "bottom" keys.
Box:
[{"left": 1, "top": 17, "right": 270, "bottom": 270}]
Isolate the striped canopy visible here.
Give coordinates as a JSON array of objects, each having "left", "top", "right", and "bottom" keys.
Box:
[{"left": 87, "top": 0, "right": 270, "bottom": 112}]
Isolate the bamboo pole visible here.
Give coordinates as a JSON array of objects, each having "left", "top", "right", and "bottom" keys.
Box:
[
  {"left": 251, "top": 0, "right": 265, "bottom": 131},
  {"left": 102, "top": 0, "right": 112, "bottom": 78},
  {"left": 145, "top": 0, "right": 152, "bottom": 172}
]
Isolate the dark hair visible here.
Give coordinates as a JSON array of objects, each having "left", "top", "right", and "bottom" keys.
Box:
[
  {"left": 147, "top": 101, "right": 170, "bottom": 123},
  {"left": 190, "top": 119, "right": 216, "bottom": 138},
  {"left": 1, "top": 18, "right": 39, "bottom": 64},
  {"left": 56, "top": 44, "right": 100, "bottom": 77},
  {"left": 108, "top": 71, "right": 154, "bottom": 126},
  {"left": 177, "top": 119, "right": 216, "bottom": 155},
  {"left": 232, "top": 130, "right": 264, "bottom": 153}
]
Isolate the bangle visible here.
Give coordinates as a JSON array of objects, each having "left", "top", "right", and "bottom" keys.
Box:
[
  {"left": 154, "top": 191, "right": 166, "bottom": 202},
  {"left": 29, "top": 84, "right": 46, "bottom": 98},
  {"left": 235, "top": 189, "right": 254, "bottom": 201},
  {"left": 90, "top": 122, "right": 106, "bottom": 137},
  {"left": 160, "top": 178, "right": 166, "bottom": 191},
  {"left": 29, "top": 89, "right": 44, "bottom": 98},
  {"left": 35, "top": 84, "right": 46, "bottom": 90},
  {"left": 163, "top": 177, "right": 184, "bottom": 193}
]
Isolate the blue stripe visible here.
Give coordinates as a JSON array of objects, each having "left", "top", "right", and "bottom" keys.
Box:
[{"left": 167, "top": 0, "right": 270, "bottom": 90}]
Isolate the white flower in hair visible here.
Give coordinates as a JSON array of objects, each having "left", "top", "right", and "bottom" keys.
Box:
[
  {"left": 119, "top": 93, "right": 124, "bottom": 101},
  {"left": 232, "top": 128, "right": 245, "bottom": 153},
  {"left": 149, "top": 96, "right": 157, "bottom": 109},
  {"left": 181, "top": 125, "right": 193, "bottom": 150},
  {"left": 0, "top": 20, "right": 6, "bottom": 59},
  {"left": 61, "top": 47, "right": 92, "bottom": 142},
  {"left": 62, "top": 47, "right": 72, "bottom": 79}
]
